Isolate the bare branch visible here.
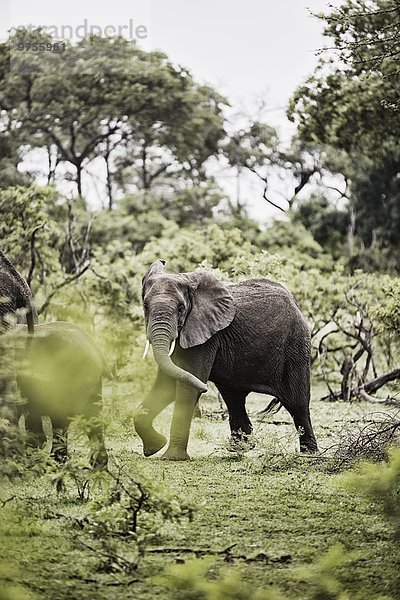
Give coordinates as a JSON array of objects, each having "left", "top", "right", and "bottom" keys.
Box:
[{"left": 37, "top": 263, "right": 90, "bottom": 315}]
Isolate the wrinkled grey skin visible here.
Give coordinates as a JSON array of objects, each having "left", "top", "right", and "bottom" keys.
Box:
[
  {"left": 7, "top": 322, "right": 109, "bottom": 466},
  {"left": 0, "top": 251, "right": 37, "bottom": 334},
  {"left": 134, "top": 260, "right": 318, "bottom": 461}
]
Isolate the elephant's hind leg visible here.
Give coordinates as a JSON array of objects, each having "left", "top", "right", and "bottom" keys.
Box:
[
  {"left": 134, "top": 369, "right": 176, "bottom": 457},
  {"left": 216, "top": 385, "right": 255, "bottom": 451},
  {"left": 280, "top": 369, "right": 318, "bottom": 453},
  {"left": 24, "top": 411, "right": 47, "bottom": 449},
  {"left": 51, "top": 415, "right": 70, "bottom": 463},
  {"left": 87, "top": 383, "right": 108, "bottom": 469},
  {"left": 285, "top": 404, "right": 318, "bottom": 453}
]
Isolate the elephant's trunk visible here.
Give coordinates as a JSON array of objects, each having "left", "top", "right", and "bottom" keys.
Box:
[{"left": 149, "top": 325, "right": 207, "bottom": 393}]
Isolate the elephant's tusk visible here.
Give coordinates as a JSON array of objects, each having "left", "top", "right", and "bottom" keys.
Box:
[
  {"left": 143, "top": 339, "right": 150, "bottom": 359},
  {"left": 168, "top": 339, "right": 176, "bottom": 356}
]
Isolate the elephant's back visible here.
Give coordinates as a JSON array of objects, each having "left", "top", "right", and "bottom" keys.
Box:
[
  {"left": 30, "top": 322, "right": 105, "bottom": 374},
  {"left": 209, "top": 279, "right": 310, "bottom": 395},
  {"left": 228, "top": 278, "right": 304, "bottom": 319},
  {"left": 224, "top": 280, "right": 308, "bottom": 348}
]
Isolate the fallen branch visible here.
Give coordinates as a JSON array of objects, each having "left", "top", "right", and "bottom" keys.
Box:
[
  {"left": 321, "top": 368, "right": 400, "bottom": 401},
  {"left": 146, "top": 545, "right": 291, "bottom": 564},
  {"left": 357, "top": 389, "right": 400, "bottom": 406},
  {"left": 0, "top": 495, "right": 16, "bottom": 508},
  {"left": 330, "top": 415, "right": 400, "bottom": 470}
]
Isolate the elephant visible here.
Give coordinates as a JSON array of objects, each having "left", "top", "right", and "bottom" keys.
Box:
[
  {"left": 134, "top": 260, "right": 318, "bottom": 461},
  {"left": 6, "top": 322, "right": 110, "bottom": 466},
  {"left": 0, "top": 250, "right": 37, "bottom": 334}
]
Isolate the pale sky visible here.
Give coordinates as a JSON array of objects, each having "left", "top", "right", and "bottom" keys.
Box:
[{"left": 3, "top": 0, "right": 332, "bottom": 219}]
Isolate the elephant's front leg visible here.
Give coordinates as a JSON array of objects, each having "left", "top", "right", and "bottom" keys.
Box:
[
  {"left": 161, "top": 380, "right": 200, "bottom": 461},
  {"left": 134, "top": 369, "right": 176, "bottom": 456}
]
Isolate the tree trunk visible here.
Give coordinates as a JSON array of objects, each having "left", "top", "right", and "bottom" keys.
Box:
[
  {"left": 105, "top": 152, "right": 113, "bottom": 210},
  {"left": 347, "top": 204, "right": 356, "bottom": 255},
  {"left": 76, "top": 162, "right": 83, "bottom": 197}
]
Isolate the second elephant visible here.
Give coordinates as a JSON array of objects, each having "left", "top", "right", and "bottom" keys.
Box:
[
  {"left": 8, "top": 322, "right": 110, "bottom": 465},
  {"left": 0, "top": 250, "right": 37, "bottom": 333},
  {"left": 134, "top": 260, "right": 318, "bottom": 460}
]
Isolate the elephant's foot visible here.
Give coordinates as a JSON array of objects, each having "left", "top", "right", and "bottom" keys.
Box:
[
  {"left": 90, "top": 445, "right": 109, "bottom": 469},
  {"left": 161, "top": 446, "right": 190, "bottom": 461},
  {"left": 226, "top": 432, "right": 256, "bottom": 453},
  {"left": 300, "top": 442, "right": 319, "bottom": 454},
  {"left": 143, "top": 431, "right": 168, "bottom": 457},
  {"left": 134, "top": 415, "right": 167, "bottom": 457},
  {"left": 52, "top": 446, "right": 68, "bottom": 464}
]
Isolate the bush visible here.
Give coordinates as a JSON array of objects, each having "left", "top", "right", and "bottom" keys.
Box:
[
  {"left": 51, "top": 461, "right": 194, "bottom": 574},
  {"left": 158, "top": 559, "right": 283, "bottom": 600},
  {"left": 338, "top": 447, "right": 400, "bottom": 539}
]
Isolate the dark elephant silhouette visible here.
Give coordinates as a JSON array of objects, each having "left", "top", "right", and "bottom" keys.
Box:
[{"left": 0, "top": 250, "right": 37, "bottom": 333}]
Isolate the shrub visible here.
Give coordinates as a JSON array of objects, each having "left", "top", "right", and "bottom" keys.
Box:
[{"left": 338, "top": 447, "right": 400, "bottom": 539}]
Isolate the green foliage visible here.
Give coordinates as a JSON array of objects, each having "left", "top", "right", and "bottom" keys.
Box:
[
  {"left": 0, "top": 524, "right": 38, "bottom": 599},
  {"left": 158, "top": 559, "right": 283, "bottom": 600},
  {"left": 224, "top": 120, "right": 280, "bottom": 172},
  {"left": 1, "top": 30, "right": 227, "bottom": 201},
  {"left": 91, "top": 195, "right": 175, "bottom": 254},
  {"left": 51, "top": 461, "right": 194, "bottom": 574},
  {"left": 288, "top": 0, "right": 400, "bottom": 268},
  {"left": 158, "top": 543, "right": 393, "bottom": 600},
  {"left": 339, "top": 448, "right": 400, "bottom": 539},
  {"left": 372, "top": 279, "right": 400, "bottom": 338},
  {"left": 293, "top": 194, "right": 349, "bottom": 259},
  {"left": 295, "top": 544, "right": 357, "bottom": 600},
  {"left": 0, "top": 417, "right": 26, "bottom": 478},
  {"left": 256, "top": 220, "right": 331, "bottom": 270},
  {"left": 0, "top": 185, "right": 60, "bottom": 283},
  {"left": 139, "top": 223, "right": 257, "bottom": 273}
]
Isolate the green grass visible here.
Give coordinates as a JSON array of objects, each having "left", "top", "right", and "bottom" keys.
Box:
[{"left": 0, "top": 384, "right": 399, "bottom": 599}]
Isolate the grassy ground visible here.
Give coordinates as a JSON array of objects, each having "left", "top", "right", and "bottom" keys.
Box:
[{"left": 0, "top": 383, "right": 399, "bottom": 599}]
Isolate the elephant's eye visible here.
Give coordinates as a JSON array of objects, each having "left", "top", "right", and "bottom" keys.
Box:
[{"left": 178, "top": 303, "right": 185, "bottom": 314}]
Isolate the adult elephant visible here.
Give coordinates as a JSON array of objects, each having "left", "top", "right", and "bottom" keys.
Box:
[
  {"left": 0, "top": 250, "right": 37, "bottom": 333},
  {"left": 134, "top": 260, "right": 318, "bottom": 460},
  {"left": 8, "top": 322, "right": 110, "bottom": 466}
]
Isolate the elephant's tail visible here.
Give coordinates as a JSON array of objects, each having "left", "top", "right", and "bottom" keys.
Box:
[
  {"left": 25, "top": 298, "right": 38, "bottom": 352},
  {"left": 258, "top": 397, "right": 282, "bottom": 417},
  {"left": 26, "top": 299, "right": 37, "bottom": 335}
]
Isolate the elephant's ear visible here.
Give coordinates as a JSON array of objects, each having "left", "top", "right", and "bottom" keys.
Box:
[
  {"left": 180, "top": 272, "right": 236, "bottom": 348},
  {"left": 142, "top": 260, "right": 166, "bottom": 289}
]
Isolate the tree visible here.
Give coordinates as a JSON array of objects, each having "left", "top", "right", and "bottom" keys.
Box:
[
  {"left": 0, "top": 30, "right": 227, "bottom": 207},
  {"left": 322, "top": 0, "right": 400, "bottom": 85},
  {"left": 224, "top": 118, "right": 325, "bottom": 213},
  {"left": 288, "top": 0, "right": 400, "bottom": 269}
]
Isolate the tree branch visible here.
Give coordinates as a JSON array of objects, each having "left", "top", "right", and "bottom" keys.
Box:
[{"left": 37, "top": 263, "right": 90, "bottom": 315}]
